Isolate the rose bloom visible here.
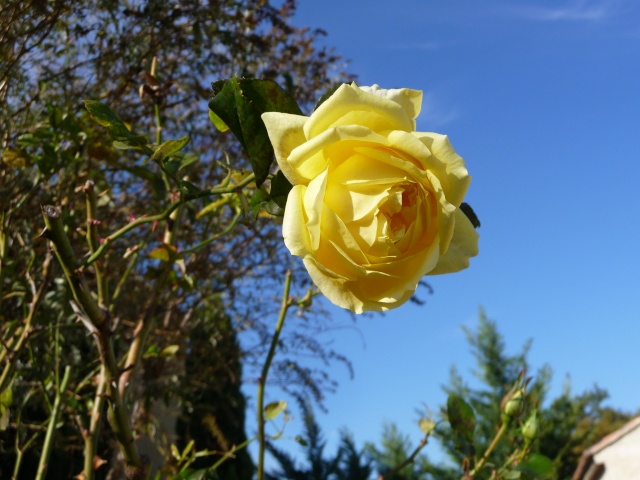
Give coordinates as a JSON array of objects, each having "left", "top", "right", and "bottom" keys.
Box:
[{"left": 262, "top": 83, "right": 479, "bottom": 313}]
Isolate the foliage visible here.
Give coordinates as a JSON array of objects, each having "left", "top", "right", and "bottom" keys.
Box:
[
  {"left": 366, "top": 423, "right": 432, "bottom": 480},
  {"left": 265, "top": 311, "right": 635, "bottom": 480},
  {"left": 434, "top": 309, "right": 634, "bottom": 479},
  {"left": 0, "top": 1, "right": 353, "bottom": 478},
  {"left": 266, "top": 398, "right": 372, "bottom": 480}
]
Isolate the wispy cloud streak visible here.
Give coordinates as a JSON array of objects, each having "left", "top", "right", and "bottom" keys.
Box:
[{"left": 509, "top": 0, "right": 614, "bottom": 22}]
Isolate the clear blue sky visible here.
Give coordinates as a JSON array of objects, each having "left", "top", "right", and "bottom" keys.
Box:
[{"left": 254, "top": 0, "right": 640, "bottom": 465}]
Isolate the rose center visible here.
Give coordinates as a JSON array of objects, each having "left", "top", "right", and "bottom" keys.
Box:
[{"left": 377, "top": 182, "right": 419, "bottom": 245}]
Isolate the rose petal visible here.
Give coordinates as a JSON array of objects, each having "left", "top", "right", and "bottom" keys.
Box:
[
  {"left": 413, "top": 132, "right": 471, "bottom": 209},
  {"left": 281, "top": 184, "right": 313, "bottom": 257},
  {"left": 305, "top": 83, "right": 416, "bottom": 139},
  {"left": 261, "top": 112, "right": 309, "bottom": 185},
  {"left": 359, "top": 84, "right": 422, "bottom": 124},
  {"left": 428, "top": 208, "right": 479, "bottom": 275}
]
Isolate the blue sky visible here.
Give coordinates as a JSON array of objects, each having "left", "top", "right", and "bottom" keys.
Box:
[{"left": 254, "top": 0, "right": 640, "bottom": 466}]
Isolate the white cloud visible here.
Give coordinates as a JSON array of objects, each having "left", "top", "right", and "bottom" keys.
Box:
[
  {"left": 420, "top": 93, "right": 460, "bottom": 129},
  {"left": 509, "top": 0, "right": 614, "bottom": 22}
]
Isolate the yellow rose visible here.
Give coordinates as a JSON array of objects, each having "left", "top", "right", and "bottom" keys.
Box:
[{"left": 262, "top": 83, "right": 479, "bottom": 313}]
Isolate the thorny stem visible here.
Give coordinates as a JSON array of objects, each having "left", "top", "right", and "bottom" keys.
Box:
[
  {"left": 41, "top": 205, "right": 143, "bottom": 476},
  {"left": 83, "top": 182, "right": 110, "bottom": 480},
  {"left": 82, "top": 172, "right": 255, "bottom": 267},
  {"left": 181, "top": 208, "right": 242, "bottom": 254},
  {"left": 84, "top": 181, "right": 108, "bottom": 306},
  {"left": 257, "top": 270, "right": 293, "bottom": 480},
  {"left": 35, "top": 365, "right": 71, "bottom": 480},
  {"left": 211, "top": 435, "right": 257, "bottom": 472}
]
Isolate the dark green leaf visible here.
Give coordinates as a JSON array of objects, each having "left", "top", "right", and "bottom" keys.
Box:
[
  {"left": 447, "top": 394, "right": 476, "bottom": 441},
  {"left": 84, "top": 100, "right": 147, "bottom": 146},
  {"left": 447, "top": 394, "right": 476, "bottom": 456},
  {"left": 150, "top": 136, "right": 190, "bottom": 163},
  {"left": 209, "top": 77, "right": 302, "bottom": 186},
  {"left": 265, "top": 200, "right": 285, "bottom": 216},
  {"left": 270, "top": 170, "right": 293, "bottom": 209},
  {"left": 209, "top": 78, "right": 244, "bottom": 147},
  {"left": 164, "top": 153, "right": 199, "bottom": 175},
  {"left": 460, "top": 202, "right": 481, "bottom": 228},
  {"left": 515, "top": 454, "right": 553, "bottom": 477},
  {"left": 178, "top": 180, "right": 202, "bottom": 196},
  {"left": 237, "top": 78, "right": 302, "bottom": 116},
  {"left": 235, "top": 90, "right": 273, "bottom": 186},
  {"left": 83, "top": 100, "right": 124, "bottom": 128},
  {"left": 250, "top": 189, "right": 269, "bottom": 218},
  {"left": 175, "top": 468, "right": 219, "bottom": 480},
  {"left": 113, "top": 140, "right": 144, "bottom": 150}
]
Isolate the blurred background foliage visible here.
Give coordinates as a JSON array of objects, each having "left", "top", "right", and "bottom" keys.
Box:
[{"left": 1, "top": 0, "right": 353, "bottom": 477}]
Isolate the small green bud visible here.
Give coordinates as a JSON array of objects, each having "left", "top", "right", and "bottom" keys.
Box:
[
  {"left": 503, "top": 389, "right": 526, "bottom": 421},
  {"left": 522, "top": 411, "right": 539, "bottom": 443}
]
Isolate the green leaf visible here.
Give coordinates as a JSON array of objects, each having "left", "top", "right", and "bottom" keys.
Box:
[
  {"left": 178, "top": 180, "right": 202, "bottom": 197},
  {"left": 314, "top": 82, "right": 348, "bottom": 111},
  {"left": 0, "top": 387, "right": 13, "bottom": 408},
  {"left": 209, "top": 77, "right": 302, "bottom": 186},
  {"left": 270, "top": 170, "right": 293, "bottom": 209},
  {"left": 418, "top": 417, "right": 436, "bottom": 435},
  {"left": 0, "top": 407, "right": 9, "bottom": 431},
  {"left": 447, "top": 394, "right": 476, "bottom": 440},
  {"left": 264, "top": 400, "right": 287, "bottom": 420},
  {"left": 250, "top": 188, "right": 269, "bottom": 219},
  {"left": 113, "top": 140, "right": 144, "bottom": 150},
  {"left": 143, "top": 344, "right": 161, "bottom": 359},
  {"left": 176, "top": 468, "right": 219, "bottom": 480},
  {"left": 295, "top": 435, "right": 308, "bottom": 447},
  {"left": 208, "top": 110, "right": 229, "bottom": 132},
  {"left": 150, "top": 136, "right": 190, "bottom": 163},
  {"left": 160, "top": 345, "right": 180, "bottom": 357},
  {"left": 503, "top": 471, "right": 522, "bottom": 479},
  {"left": 447, "top": 394, "right": 476, "bottom": 457},
  {"left": 515, "top": 453, "right": 553, "bottom": 477},
  {"left": 264, "top": 200, "right": 285, "bottom": 217},
  {"left": 237, "top": 78, "right": 302, "bottom": 116},
  {"left": 84, "top": 100, "right": 148, "bottom": 147},
  {"left": 83, "top": 100, "right": 122, "bottom": 128},
  {"left": 163, "top": 152, "right": 198, "bottom": 175},
  {"left": 209, "top": 78, "right": 244, "bottom": 148}
]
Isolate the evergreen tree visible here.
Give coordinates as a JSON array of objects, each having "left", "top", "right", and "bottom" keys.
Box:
[{"left": 435, "top": 309, "right": 633, "bottom": 479}]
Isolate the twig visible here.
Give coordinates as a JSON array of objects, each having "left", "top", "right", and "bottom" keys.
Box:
[
  {"left": 257, "top": 270, "right": 293, "bottom": 480},
  {"left": 470, "top": 422, "right": 509, "bottom": 477},
  {"left": 35, "top": 365, "right": 71, "bottom": 480},
  {"left": 83, "top": 365, "right": 107, "bottom": 480},
  {"left": 82, "top": 172, "right": 255, "bottom": 267},
  {"left": 84, "top": 181, "right": 108, "bottom": 306},
  {"left": 0, "top": 250, "right": 52, "bottom": 393},
  {"left": 378, "top": 433, "right": 430, "bottom": 480},
  {"left": 41, "top": 205, "right": 144, "bottom": 477}
]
